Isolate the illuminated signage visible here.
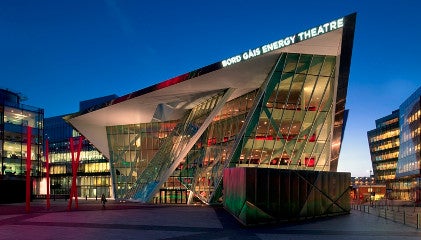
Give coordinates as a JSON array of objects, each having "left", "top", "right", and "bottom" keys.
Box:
[{"left": 221, "top": 17, "right": 344, "bottom": 67}]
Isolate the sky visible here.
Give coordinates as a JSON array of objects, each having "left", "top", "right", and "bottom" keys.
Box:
[{"left": 1, "top": 0, "right": 420, "bottom": 177}]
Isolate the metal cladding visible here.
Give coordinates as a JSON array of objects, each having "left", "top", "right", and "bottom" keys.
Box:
[{"left": 223, "top": 167, "right": 351, "bottom": 225}]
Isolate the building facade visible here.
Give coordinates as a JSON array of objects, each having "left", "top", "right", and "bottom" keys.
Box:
[
  {"left": 44, "top": 95, "right": 117, "bottom": 199},
  {"left": 367, "top": 110, "right": 399, "bottom": 183},
  {"left": 368, "top": 87, "right": 421, "bottom": 202},
  {"left": 396, "top": 87, "right": 421, "bottom": 202},
  {"left": 65, "top": 14, "right": 356, "bottom": 204},
  {"left": 0, "top": 89, "right": 44, "bottom": 203}
]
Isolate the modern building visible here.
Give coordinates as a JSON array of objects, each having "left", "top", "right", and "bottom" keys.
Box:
[
  {"left": 368, "top": 87, "right": 421, "bottom": 202},
  {"left": 44, "top": 95, "right": 117, "bottom": 199},
  {"left": 64, "top": 13, "right": 356, "bottom": 208},
  {"left": 367, "top": 110, "right": 399, "bottom": 183},
  {"left": 0, "top": 88, "right": 44, "bottom": 203}
]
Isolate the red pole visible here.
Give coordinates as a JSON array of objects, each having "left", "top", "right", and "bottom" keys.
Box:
[
  {"left": 67, "top": 137, "right": 75, "bottom": 211},
  {"left": 46, "top": 139, "right": 50, "bottom": 209},
  {"left": 74, "top": 136, "right": 83, "bottom": 209},
  {"left": 26, "top": 126, "right": 32, "bottom": 213},
  {"left": 70, "top": 157, "right": 77, "bottom": 209},
  {"left": 67, "top": 136, "right": 83, "bottom": 210}
]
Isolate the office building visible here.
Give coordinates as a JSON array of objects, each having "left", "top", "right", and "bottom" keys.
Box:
[
  {"left": 368, "top": 87, "right": 421, "bottom": 202},
  {"left": 0, "top": 88, "right": 44, "bottom": 203},
  {"left": 367, "top": 110, "right": 399, "bottom": 183},
  {"left": 44, "top": 95, "right": 117, "bottom": 199}
]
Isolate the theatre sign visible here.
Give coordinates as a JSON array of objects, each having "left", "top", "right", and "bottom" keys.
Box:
[{"left": 221, "top": 17, "right": 344, "bottom": 67}]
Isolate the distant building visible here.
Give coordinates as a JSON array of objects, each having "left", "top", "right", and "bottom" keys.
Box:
[
  {"left": 367, "top": 86, "right": 421, "bottom": 202},
  {"left": 0, "top": 88, "right": 44, "bottom": 203},
  {"left": 351, "top": 176, "right": 375, "bottom": 186},
  {"left": 44, "top": 94, "right": 117, "bottom": 199},
  {"left": 353, "top": 185, "right": 386, "bottom": 203},
  {"left": 350, "top": 176, "right": 386, "bottom": 202},
  {"left": 367, "top": 110, "right": 399, "bottom": 183}
]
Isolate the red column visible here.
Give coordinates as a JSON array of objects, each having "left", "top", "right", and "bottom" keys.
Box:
[
  {"left": 46, "top": 139, "right": 50, "bottom": 209},
  {"left": 74, "top": 136, "right": 82, "bottom": 208},
  {"left": 26, "top": 126, "right": 32, "bottom": 213},
  {"left": 67, "top": 138, "right": 75, "bottom": 210},
  {"left": 67, "top": 136, "right": 83, "bottom": 210}
]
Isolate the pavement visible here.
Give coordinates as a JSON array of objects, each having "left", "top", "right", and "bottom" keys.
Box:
[{"left": 0, "top": 199, "right": 420, "bottom": 240}]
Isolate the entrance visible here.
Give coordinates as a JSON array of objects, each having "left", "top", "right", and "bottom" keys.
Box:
[{"left": 159, "top": 189, "right": 187, "bottom": 204}]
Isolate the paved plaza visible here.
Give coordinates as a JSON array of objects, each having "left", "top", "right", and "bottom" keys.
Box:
[{"left": 0, "top": 199, "right": 420, "bottom": 240}]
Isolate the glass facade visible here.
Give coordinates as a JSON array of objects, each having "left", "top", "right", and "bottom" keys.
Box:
[
  {"left": 108, "top": 120, "right": 180, "bottom": 200},
  {"left": 0, "top": 89, "right": 44, "bottom": 200},
  {"left": 367, "top": 110, "right": 399, "bottom": 183},
  {"left": 107, "top": 53, "right": 340, "bottom": 204},
  {"left": 233, "top": 54, "right": 336, "bottom": 171},
  {"left": 45, "top": 126, "right": 111, "bottom": 198},
  {"left": 108, "top": 90, "right": 257, "bottom": 203},
  {"left": 44, "top": 94, "right": 117, "bottom": 199},
  {"left": 397, "top": 87, "right": 421, "bottom": 178},
  {"left": 396, "top": 87, "right": 420, "bottom": 202}
]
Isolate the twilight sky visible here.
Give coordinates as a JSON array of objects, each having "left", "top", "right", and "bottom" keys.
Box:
[{"left": 1, "top": 0, "right": 420, "bottom": 177}]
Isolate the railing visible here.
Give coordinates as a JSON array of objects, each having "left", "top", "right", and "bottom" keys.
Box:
[{"left": 352, "top": 204, "right": 421, "bottom": 229}]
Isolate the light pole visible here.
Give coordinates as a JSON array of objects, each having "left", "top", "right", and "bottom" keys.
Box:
[
  {"left": 386, "top": 180, "right": 388, "bottom": 209},
  {"left": 369, "top": 170, "right": 373, "bottom": 206}
]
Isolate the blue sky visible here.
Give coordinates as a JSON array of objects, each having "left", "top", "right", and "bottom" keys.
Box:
[{"left": 1, "top": 1, "right": 420, "bottom": 177}]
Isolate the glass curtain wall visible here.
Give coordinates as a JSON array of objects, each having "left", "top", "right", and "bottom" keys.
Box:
[
  {"left": 397, "top": 90, "right": 420, "bottom": 178},
  {"left": 2, "top": 105, "right": 43, "bottom": 178},
  {"left": 234, "top": 53, "right": 336, "bottom": 171},
  {"left": 181, "top": 90, "right": 259, "bottom": 203},
  {"left": 108, "top": 92, "right": 227, "bottom": 201},
  {"left": 185, "top": 52, "right": 337, "bottom": 203},
  {"left": 48, "top": 134, "right": 110, "bottom": 198},
  {"left": 107, "top": 121, "right": 179, "bottom": 199},
  {"left": 367, "top": 111, "right": 400, "bottom": 183},
  {"left": 396, "top": 87, "right": 420, "bottom": 202},
  {"left": 106, "top": 53, "right": 338, "bottom": 204}
]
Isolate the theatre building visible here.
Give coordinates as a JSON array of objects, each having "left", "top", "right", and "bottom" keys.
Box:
[{"left": 65, "top": 14, "right": 356, "bottom": 224}]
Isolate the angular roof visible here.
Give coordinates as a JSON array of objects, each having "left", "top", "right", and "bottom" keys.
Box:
[{"left": 66, "top": 13, "right": 356, "bottom": 159}]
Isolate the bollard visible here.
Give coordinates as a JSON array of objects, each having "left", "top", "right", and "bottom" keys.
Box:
[
  {"left": 417, "top": 213, "right": 420, "bottom": 229},
  {"left": 403, "top": 210, "right": 406, "bottom": 225}
]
